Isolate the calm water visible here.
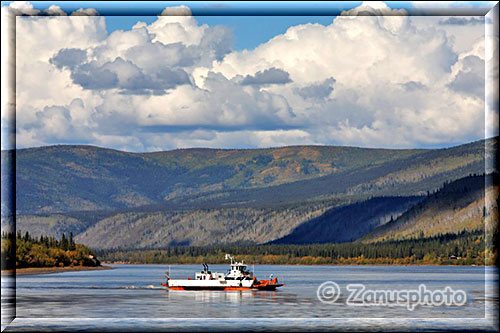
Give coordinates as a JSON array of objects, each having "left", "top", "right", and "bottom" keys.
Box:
[{"left": 2, "top": 264, "right": 498, "bottom": 331}]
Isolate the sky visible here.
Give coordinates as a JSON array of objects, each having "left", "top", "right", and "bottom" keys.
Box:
[
  {"left": 106, "top": 16, "right": 339, "bottom": 51},
  {"left": 1, "top": 1, "right": 499, "bottom": 152}
]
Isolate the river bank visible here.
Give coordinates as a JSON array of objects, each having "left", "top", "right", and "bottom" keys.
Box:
[
  {"left": 101, "top": 261, "right": 489, "bottom": 267},
  {"left": 1, "top": 265, "right": 114, "bottom": 276}
]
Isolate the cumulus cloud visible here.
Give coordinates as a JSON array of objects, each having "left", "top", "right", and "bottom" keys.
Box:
[
  {"left": 341, "top": 1, "right": 407, "bottom": 16},
  {"left": 49, "top": 18, "right": 233, "bottom": 94},
  {"left": 294, "top": 77, "right": 336, "bottom": 100},
  {"left": 91, "top": 71, "right": 297, "bottom": 135},
  {"left": 9, "top": 2, "right": 493, "bottom": 152},
  {"left": 70, "top": 8, "right": 99, "bottom": 16},
  {"left": 448, "top": 55, "right": 485, "bottom": 97},
  {"left": 70, "top": 61, "right": 119, "bottom": 90},
  {"left": 400, "top": 81, "right": 427, "bottom": 92},
  {"left": 160, "top": 5, "right": 192, "bottom": 16},
  {"left": 201, "top": 4, "right": 486, "bottom": 148},
  {"left": 439, "top": 17, "right": 484, "bottom": 25},
  {"left": 67, "top": 57, "right": 191, "bottom": 93},
  {"left": 49, "top": 48, "right": 87, "bottom": 69},
  {"left": 240, "top": 68, "right": 292, "bottom": 85},
  {"left": 44, "top": 5, "right": 67, "bottom": 16},
  {"left": 6, "top": 1, "right": 39, "bottom": 15},
  {"left": 19, "top": 98, "right": 93, "bottom": 146}
]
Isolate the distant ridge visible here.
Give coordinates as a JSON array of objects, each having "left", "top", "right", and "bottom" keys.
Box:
[
  {"left": 3, "top": 137, "right": 495, "bottom": 215},
  {"left": 362, "top": 173, "right": 498, "bottom": 242},
  {"left": 1, "top": 137, "right": 497, "bottom": 248},
  {"left": 271, "top": 196, "right": 423, "bottom": 244}
]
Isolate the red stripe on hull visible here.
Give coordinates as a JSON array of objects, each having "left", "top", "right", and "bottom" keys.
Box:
[
  {"left": 162, "top": 284, "right": 284, "bottom": 291},
  {"left": 166, "top": 286, "right": 252, "bottom": 291},
  {"left": 223, "top": 287, "right": 252, "bottom": 291}
]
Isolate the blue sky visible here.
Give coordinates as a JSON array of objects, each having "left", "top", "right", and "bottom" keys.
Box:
[
  {"left": 105, "top": 16, "right": 337, "bottom": 50},
  {"left": 2, "top": 1, "right": 362, "bottom": 50},
  {"left": 1, "top": 1, "right": 494, "bottom": 51}
]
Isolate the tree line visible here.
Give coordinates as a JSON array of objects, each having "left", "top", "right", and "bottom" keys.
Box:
[
  {"left": 1, "top": 231, "right": 100, "bottom": 269},
  {"left": 96, "top": 229, "right": 496, "bottom": 266}
]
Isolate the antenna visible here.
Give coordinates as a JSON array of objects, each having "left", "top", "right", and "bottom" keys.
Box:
[{"left": 225, "top": 253, "right": 234, "bottom": 264}]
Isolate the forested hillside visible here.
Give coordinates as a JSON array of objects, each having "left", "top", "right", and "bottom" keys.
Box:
[
  {"left": 97, "top": 230, "right": 494, "bottom": 266},
  {"left": 362, "top": 173, "right": 498, "bottom": 242},
  {"left": 271, "top": 196, "right": 422, "bottom": 244},
  {"left": 1, "top": 137, "right": 497, "bottom": 249},
  {"left": 74, "top": 205, "right": 327, "bottom": 249},
  {"left": 3, "top": 137, "right": 495, "bottom": 215}
]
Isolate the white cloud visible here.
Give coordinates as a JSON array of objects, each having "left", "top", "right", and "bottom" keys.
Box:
[
  {"left": 159, "top": 5, "right": 192, "bottom": 16},
  {"left": 44, "top": 5, "right": 67, "bottom": 16},
  {"left": 198, "top": 3, "right": 488, "bottom": 148},
  {"left": 14, "top": 16, "right": 106, "bottom": 116},
  {"left": 7, "top": 2, "right": 493, "bottom": 151},
  {"left": 71, "top": 8, "right": 99, "bottom": 16},
  {"left": 7, "top": 1, "right": 39, "bottom": 15},
  {"left": 148, "top": 13, "right": 212, "bottom": 47},
  {"left": 341, "top": 1, "right": 407, "bottom": 16}
]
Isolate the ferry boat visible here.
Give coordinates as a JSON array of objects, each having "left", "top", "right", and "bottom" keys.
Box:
[{"left": 161, "top": 254, "right": 284, "bottom": 291}]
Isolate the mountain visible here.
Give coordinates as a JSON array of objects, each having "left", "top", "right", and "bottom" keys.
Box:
[
  {"left": 74, "top": 205, "right": 327, "bottom": 249},
  {"left": 361, "top": 173, "right": 498, "bottom": 242},
  {"left": 271, "top": 196, "right": 423, "bottom": 244},
  {"left": 1, "top": 137, "right": 497, "bottom": 249},
  {"left": 4, "top": 144, "right": 423, "bottom": 214},
  {"left": 3, "top": 137, "right": 495, "bottom": 215}
]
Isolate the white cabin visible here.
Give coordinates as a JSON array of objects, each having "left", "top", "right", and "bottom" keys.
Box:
[
  {"left": 225, "top": 255, "right": 253, "bottom": 280},
  {"left": 193, "top": 256, "right": 253, "bottom": 281}
]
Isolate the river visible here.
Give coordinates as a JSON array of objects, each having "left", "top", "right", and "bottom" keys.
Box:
[{"left": 2, "top": 264, "right": 498, "bottom": 331}]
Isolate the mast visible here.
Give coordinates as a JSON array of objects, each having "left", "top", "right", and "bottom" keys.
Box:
[{"left": 225, "top": 253, "right": 235, "bottom": 265}]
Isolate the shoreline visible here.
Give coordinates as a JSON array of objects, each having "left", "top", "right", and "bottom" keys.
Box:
[
  {"left": 1, "top": 265, "right": 114, "bottom": 276},
  {"left": 1, "top": 263, "right": 493, "bottom": 276},
  {"left": 102, "top": 262, "right": 493, "bottom": 267}
]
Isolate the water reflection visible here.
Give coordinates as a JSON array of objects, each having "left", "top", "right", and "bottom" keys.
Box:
[
  {"left": 1, "top": 274, "right": 15, "bottom": 331},
  {"left": 164, "top": 288, "right": 311, "bottom": 307},
  {"left": 4, "top": 265, "right": 498, "bottom": 331}
]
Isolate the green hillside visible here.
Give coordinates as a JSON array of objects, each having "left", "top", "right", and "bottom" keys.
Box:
[
  {"left": 362, "top": 173, "right": 498, "bottom": 242},
  {"left": 1, "top": 137, "right": 497, "bottom": 249},
  {"left": 3, "top": 137, "right": 495, "bottom": 215},
  {"left": 6, "top": 144, "right": 423, "bottom": 214},
  {"left": 271, "top": 196, "right": 423, "bottom": 244}
]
